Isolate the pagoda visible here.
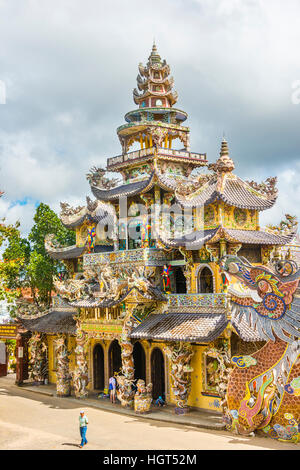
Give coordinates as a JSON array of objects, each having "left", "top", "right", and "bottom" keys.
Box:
[{"left": 16, "top": 44, "right": 298, "bottom": 420}]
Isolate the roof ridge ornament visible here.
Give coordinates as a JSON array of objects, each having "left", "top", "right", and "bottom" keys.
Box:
[
  {"left": 86, "top": 166, "right": 120, "bottom": 189},
  {"left": 208, "top": 138, "right": 235, "bottom": 175},
  {"left": 246, "top": 176, "right": 278, "bottom": 197}
]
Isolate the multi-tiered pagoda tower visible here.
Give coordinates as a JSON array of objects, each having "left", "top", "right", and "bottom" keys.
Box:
[{"left": 17, "top": 44, "right": 297, "bottom": 420}]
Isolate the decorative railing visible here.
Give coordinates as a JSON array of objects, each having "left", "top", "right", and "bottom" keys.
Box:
[
  {"left": 83, "top": 247, "right": 174, "bottom": 268},
  {"left": 167, "top": 293, "right": 227, "bottom": 312},
  {"left": 107, "top": 146, "right": 207, "bottom": 169}
]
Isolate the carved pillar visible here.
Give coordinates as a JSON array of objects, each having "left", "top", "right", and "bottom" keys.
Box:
[
  {"left": 206, "top": 243, "right": 220, "bottom": 262},
  {"left": 179, "top": 248, "right": 193, "bottom": 294},
  {"left": 219, "top": 240, "right": 227, "bottom": 258},
  {"left": 204, "top": 340, "right": 232, "bottom": 414},
  {"left": 103, "top": 341, "right": 109, "bottom": 393},
  {"left": 28, "top": 333, "right": 48, "bottom": 384},
  {"left": 164, "top": 342, "right": 194, "bottom": 414},
  {"left": 140, "top": 194, "right": 154, "bottom": 248},
  {"left": 55, "top": 334, "right": 71, "bottom": 397},
  {"left": 116, "top": 309, "right": 135, "bottom": 408},
  {"left": 15, "top": 330, "right": 31, "bottom": 385},
  {"left": 73, "top": 325, "right": 89, "bottom": 399}
]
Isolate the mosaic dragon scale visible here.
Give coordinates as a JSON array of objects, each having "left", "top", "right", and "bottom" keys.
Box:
[{"left": 220, "top": 255, "right": 300, "bottom": 442}]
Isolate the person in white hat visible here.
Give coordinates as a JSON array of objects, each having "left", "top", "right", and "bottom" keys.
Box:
[{"left": 79, "top": 410, "right": 88, "bottom": 448}]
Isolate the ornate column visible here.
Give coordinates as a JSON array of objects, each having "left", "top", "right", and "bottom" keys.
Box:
[
  {"left": 55, "top": 334, "right": 71, "bottom": 397},
  {"left": 28, "top": 333, "right": 48, "bottom": 384},
  {"left": 164, "top": 342, "right": 194, "bottom": 414},
  {"left": 116, "top": 308, "right": 135, "bottom": 408},
  {"left": 140, "top": 194, "right": 154, "bottom": 248},
  {"left": 179, "top": 248, "right": 193, "bottom": 293},
  {"left": 204, "top": 339, "right": 232, "bottom": 421},
  {"left": 15, "top": 330, "right": 31, "bottom": 385},
  {"left": 73, "top": 323, "right": 89, "bottom": 399}
]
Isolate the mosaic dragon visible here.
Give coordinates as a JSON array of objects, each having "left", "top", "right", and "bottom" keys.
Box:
[{"left": 220, "top": 255, "right": 300, "bottom": 442}]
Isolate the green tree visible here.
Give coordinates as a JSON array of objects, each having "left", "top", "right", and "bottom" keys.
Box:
[{"left": 0, "top": 203, "right": 75, "bottom": 313}]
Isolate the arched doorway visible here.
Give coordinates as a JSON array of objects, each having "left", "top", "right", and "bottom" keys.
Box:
[
  {"left": 133, "top": 342, "right": 146, "bottom": 382},
  {"left": 198, "top": 266, "right": 214, "bottom": 293},
  {"left": 175, "top": 267, "right": 187, "bottom": 293},
  {"left": 93, "top": 344, "right": 104, "bottom": 390},
  {"left": 151, "top": 348, "right": 165, "bottom": 400},
  {"left": 109, "top": 340, "right": 122, "bottom": 377}
]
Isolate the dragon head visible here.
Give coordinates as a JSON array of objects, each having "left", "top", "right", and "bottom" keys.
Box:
[{"left": 220, "top": 255, "right": 300, "bottom": 343}]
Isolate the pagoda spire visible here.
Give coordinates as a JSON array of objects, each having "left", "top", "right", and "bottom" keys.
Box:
[
  {"left": 209, "top": 137, "right": 235, "bottom": 174},
  {"left": 133, "top": 42, "right": 178, "bottom": 108},
  {"left": 148, "top": 40, "right": 161, "bottom": 65},
  {"left": 116, "top": 43, "right": 193, "bottom": 157}
]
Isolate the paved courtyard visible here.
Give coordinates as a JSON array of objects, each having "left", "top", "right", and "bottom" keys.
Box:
[{"left": 0, "top": 375, "right": 297, "bottom": 451}]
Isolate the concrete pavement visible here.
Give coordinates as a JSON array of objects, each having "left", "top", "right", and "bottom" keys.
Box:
[{"left": 0, "top": 374, "right": 297, "bottom": 450}]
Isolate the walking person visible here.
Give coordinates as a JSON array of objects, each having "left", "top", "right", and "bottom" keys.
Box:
[
  {"left": 79, "top": 410, "right": 88, "bottom": 448},
  {"left": 109, "top": 374, "right": 117, "bottom": 403}
]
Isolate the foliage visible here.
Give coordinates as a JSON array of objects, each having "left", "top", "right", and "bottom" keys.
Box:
[{"left": 0, "top": 203, "right": 75, "bottom": 315}]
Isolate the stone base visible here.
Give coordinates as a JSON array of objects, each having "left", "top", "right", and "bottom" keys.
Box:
[
  {"left": 134, "top": 396, "right": 152, "bottom": 414},
  {"left": 174, "top": 406, "right": 189, "bottom": 415},
  {"left": 57, "top": 393, "right": 71, "bottom": 398}
]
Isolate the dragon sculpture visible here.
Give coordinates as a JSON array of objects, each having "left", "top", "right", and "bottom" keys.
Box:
[
  {"left": 86, "top": 166, "right": 120, "bottom": 189},
  {"left": 246, "top": 176, "right": 278, "bottom": 196},
  {"left": 60, "top": 202, "right": 85, "bottom": 217},
  {"left": 116, "top": 314, "right": 135, "bottom": 407},
  {"left": 266, "top": 213, "right": 298, "bottom": 235},
  {"left": 164, "top": 342, "right": 194, "bottom": 413},
  {"left": 220, "top": 255, "right": 300, "bottom": 442},
  {"left": 28, "top": 333, "right": 48, "bottom": 383},
  {"left": 55, "top": 334, "right": 71, "bottom": 397},
  {"left": 73, "top": 321, "right": 89, "bottom": 398}
]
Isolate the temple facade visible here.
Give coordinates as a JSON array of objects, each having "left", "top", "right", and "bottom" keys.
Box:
[{"left": 17, "top": 44, "right": 298, "bottom": 419}]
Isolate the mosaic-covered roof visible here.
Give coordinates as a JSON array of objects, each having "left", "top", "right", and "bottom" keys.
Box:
[
  {"left": 175, "top": 174, "right": 277, "bottom": 211},
  {"left": 18, "top": 309, "right": 77, "bottom": 335},
  {"left": 45, "top": 242, "right": 87, "bottom": 260},
  {"left": 60, "top": 199, "right": 115, "bottom": 229},
  {"left": 91, "top": 174, "right": 154, "bottom": 201},
  {"left": 175, "top": 139, "right": 278, "bottom": 211},
  {"left": 69, "top": 285, "right": 166, "bottom": 308},
  {"left": 130, "top": 312, "right": 228, "bottom": 342},
  {"left": 158, "top": 225, "right": 295, "bottom": 249}
]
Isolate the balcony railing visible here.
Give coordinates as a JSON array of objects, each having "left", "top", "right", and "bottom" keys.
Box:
[
  {"left": 83, "top": 247, "right": 174, "bottom": 268},
  {"left": 107, "top": 146, "right": 207, "bottom": 169},
  {"left": 167, "top": 293, "right": 227, "bottom": 312}
]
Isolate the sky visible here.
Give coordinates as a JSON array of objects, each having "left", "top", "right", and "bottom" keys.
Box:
[{"left": 0, "top": 0, "right": 299, "bottom": 236}]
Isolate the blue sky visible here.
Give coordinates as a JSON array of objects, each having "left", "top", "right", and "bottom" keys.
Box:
[{"left": 0, "top": 0, "right": 299, "bottom": 236}]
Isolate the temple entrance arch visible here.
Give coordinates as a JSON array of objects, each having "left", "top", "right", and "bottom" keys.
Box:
[
  {"left": 197, "top": 265, "right": 214, "bottom": 293},
  {"left": 133, "top": 341, "right": 146, "bottom": 382},
  {"left": 151, "top": 347, "right": 165, "bottom": 400},
  {"left": 109, "top": 339, "right": 122, "bottom": 377},
  {"left": 93, "top": 344, "right": 104, "bottom": 390}
]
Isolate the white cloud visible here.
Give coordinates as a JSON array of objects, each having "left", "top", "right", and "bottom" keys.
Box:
[{"left": 0, "top": 0, "right": 298, "bottom": 237}]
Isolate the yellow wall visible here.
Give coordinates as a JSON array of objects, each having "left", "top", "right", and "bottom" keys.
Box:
[
  {"left": 168, "top": 344, "right": 221, "bottom": 412},
  {"left": 46, "top": 335, "right": 221, "bottom": 412}
]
